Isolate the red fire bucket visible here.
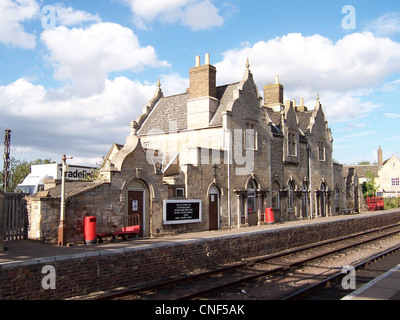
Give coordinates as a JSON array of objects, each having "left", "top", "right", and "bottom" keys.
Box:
[{"left": 265, "top": 208, "right": 275, "bottom": 225}]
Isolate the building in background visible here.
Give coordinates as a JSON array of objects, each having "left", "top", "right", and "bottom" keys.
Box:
[
  {"left": 344, "top": 146, "right": 400, "bottom": 199},
  {"left": 27, "top": 54, "right": 353, "bottom": 244}
]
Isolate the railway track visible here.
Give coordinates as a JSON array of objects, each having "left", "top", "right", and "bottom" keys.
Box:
[
  {"left": 94, "top": 223, "right": 400, "bottom": 300},
  {"left": 282, "top": 244, "right": 400, "bottom": 300}
]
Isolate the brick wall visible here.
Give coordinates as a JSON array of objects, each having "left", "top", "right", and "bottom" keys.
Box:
[{"left": 2, "top": 211, "right": 400, "bottom": 300}]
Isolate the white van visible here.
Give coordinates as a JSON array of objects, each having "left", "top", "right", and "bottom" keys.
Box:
[{"left": 16, "top": 163, "right": 93, "bottom": 195}]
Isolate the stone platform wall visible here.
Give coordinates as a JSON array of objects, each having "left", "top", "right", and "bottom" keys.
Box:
[{"left": 1, "top": 211, "right": 400, "bottom": 300}]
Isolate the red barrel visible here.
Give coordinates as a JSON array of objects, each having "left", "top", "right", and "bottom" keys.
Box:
[
  {"left": 84, "top": 216, "right": 97, "bottom": 244},
  {"left": 265, "top": 208, "right": 275, "bottom": 224}
]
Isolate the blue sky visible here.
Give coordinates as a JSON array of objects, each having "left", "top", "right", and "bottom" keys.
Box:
[{"left": 0, "top": 0, "right": 399, "bottom": 169}]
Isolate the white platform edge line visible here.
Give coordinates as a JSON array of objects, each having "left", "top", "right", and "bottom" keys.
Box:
[{"left": 341, "top": 264, "right": 400, "bottom": 300}]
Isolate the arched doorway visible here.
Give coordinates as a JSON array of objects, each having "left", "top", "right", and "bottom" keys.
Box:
[
  {"left": 335, "top": 187, "right": 340, "bottom": 214},
  {"left": 320, "top": 182, "right": 327, "bottom": 217},
  {"left": 126, "top": 179, "right": 150, "bottom": 237},
  {"left": 301, "top": 181, "right": 309, "bottom": 218},
  {"left": 208, "top": 185, "right": 220, "bottom": 231},
  {"left": 247, "top": 180, "right": 257, "bottom": 226},
  {"left": 271, "top": 180, "right": 280, "bottom": 221}
]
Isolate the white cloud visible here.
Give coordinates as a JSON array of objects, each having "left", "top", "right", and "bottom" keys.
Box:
[
  {"left": 365, "top": 12, "right": 400, "bottom": 36},
  {"left": 381, "top": 79, "right": 400, "bottom": 92},
  {"left": 124, "top": 0, "right": 225, "bottom": 30},
  {"left": 53, "top": 4, "right": 101, "bottom": 26},
  {"left": 160, "top": 72, "right": 188, "bottom": 96},
  {"left": 181, "top": 0, "right": 224, "bottom": 31},
  {"left": 215, "top": 32, "right": 400, "bottom": 122},
  {"left": 384, "top": 113, "right": 400, "bottom": 119},
  {"left": 40, "top": 23, "right": 170, "bottom": 96},
  {"left": 339, "top": 131, "right": 376, "bottom": 140},
  {"left": 0, "top": 77, "right": 158, "bottom": 163},
  {"left": 0, "top": 0, "right": 39, "bottom": 49}
]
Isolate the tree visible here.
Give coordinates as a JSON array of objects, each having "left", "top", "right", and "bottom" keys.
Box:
[
  {"left": 1, "top": 158, "right": 54, "bottom": 192},
  {"left": 361, "top": 171, "right": 379, "bottom": 198}
]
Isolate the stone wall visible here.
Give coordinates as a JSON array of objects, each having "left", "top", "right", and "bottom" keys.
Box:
[
  {"left": 2, "top": 211, "right": 400, "bottom": 300},
  {"left": 0, "top": 191, "right": 5, "bottom": 251},
  {"left": 28, "top": 183, "right": 125, "bottom": 244}
]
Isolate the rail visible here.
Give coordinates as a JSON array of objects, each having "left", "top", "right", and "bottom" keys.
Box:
[{"left": 93, "top": 223, "right": 400, "bottom": 300}]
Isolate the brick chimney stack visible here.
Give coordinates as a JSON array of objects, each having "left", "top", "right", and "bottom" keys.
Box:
[
  {"left": 378, "top": 146, "right": 383, "bottom": 167},
  {"left": 187, "top": 54, "right": 219, "bottom": 129},
  {"left": 264, "top": 75, "right": 284, "bottom": 111},
  {"left": 189, "top": 53, "right": 217, "bottom": 99}
]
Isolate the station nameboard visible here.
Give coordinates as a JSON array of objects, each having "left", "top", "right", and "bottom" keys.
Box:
[{"left": 163, "top": 200, "right": 202, "bottom": 225}]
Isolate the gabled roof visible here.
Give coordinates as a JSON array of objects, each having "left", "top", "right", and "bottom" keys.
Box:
[
  {"left": 266, "top": 107, "right": 309, "bottom": 142},
  {"left": 138, "top": 82, "right": 241, "bottom": 135},
  {"left": 383, "top": 154, "right": 400, "bottom": 166},
  {"left": 138, "top": 93, "right": 189, "bottom": 135},
  {"left": 296, "top": 111, "right": 314, "bottom": 134},
  {"left": 343, "top": 165, "right": 379, "bottom": 178},
  {"left": 31, "top": 180, "right": 107, "bottom": 200},
  {"left": 209, "top": 82, "right": 241, "bottom": 126}
]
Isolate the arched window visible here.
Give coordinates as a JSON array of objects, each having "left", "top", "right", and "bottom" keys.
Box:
[
  {"left": 320, "top": 182, "right": 327, "bottom": 217},
  {"left": 288, "top": 181, "right": 295, "bottom": 210},
  {"left": 271, "top": 180, "right": 280, "bottom": 210},
  {"left": 247, "top": 180, "right": 256, "bottom": 213},
  {"left": 335, "top": 188, "right": 340, "bottom": 213},
  {"left": 301, "top": 181, "right": 309, "bottom": 218}
]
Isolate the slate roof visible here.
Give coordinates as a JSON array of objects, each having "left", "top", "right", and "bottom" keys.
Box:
[
  {"left": 137, "top": 79, "right": 314, "bottom": 145},
  {"left": 138, "top": 93, "right": 189, "bottom": 135},
  {"left": 296, "top": 111, "right": 314, "bottom": 134},
  {"left": 343, "top": 165, "right": 379, "bottom": 178},
  {"left": 31, "top": 180, "right": 107, "bottom": 200},
  {"left": 209, "top": 82, "right": 241, "bottom": 126},
  {"left": 138, "top": 82, "right": 241, "bottom": 135},
  {"left": 265, "top": 108, "right": 310, "bottom": 142}
]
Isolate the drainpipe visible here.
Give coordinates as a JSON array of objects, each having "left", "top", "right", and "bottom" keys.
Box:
[
  {"left": 307, "top": 143, "right": 314, "bottom": 219},
  {"left": 226, "top": 129, "right": 232, "bottom": 229}
]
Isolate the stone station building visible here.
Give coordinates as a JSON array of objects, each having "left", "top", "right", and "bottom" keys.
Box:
[{"left": 27, "top": 54, "right": 358, "bottom": 244}]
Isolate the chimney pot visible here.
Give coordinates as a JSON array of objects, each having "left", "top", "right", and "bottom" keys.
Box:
[{"left": 205, "top": 53, "right": 210, "bottom": 65}]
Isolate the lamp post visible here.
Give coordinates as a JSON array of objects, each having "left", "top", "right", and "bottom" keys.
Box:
[{"left": 58, "top": 154, "right": 73, "bottom": 246}]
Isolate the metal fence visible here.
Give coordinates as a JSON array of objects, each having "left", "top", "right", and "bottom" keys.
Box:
[{"left": 4, "top": 193, "right": 28, "bottom": 241}]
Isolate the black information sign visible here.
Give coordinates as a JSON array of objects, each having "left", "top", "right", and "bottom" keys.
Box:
[{"left": 163, "top": 200, "right": 202, "bottom": 225}]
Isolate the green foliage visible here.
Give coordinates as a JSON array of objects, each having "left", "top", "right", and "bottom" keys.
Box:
[
  {"left": 361, "top": 171, "right": 379, "bottom": 198},
  {"left": 384, "top": 198, "right": 400, "bottom": 209},
  {"left": 1, "top": 157, "right": 54, "bottom": 192}
]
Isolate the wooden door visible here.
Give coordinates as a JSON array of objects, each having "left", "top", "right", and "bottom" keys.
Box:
[
  {"left": 209, "top": 192, "right": 219, "bottom": 231},
  {"left": 128, "top": 190, "right": 144, "bottom": 237}
]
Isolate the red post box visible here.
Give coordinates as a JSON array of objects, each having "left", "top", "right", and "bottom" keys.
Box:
[
  {"left": 84, "top": 216, "right": 97, "bottom": 244},
  {"left": 265, "top": 208, "right": 275, "bottom": 225}
]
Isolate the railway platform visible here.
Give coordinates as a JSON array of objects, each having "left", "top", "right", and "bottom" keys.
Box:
[
  {"left": 342, "top": 264, "right": 400, "bottom": 300},
  {"left": 1, "top": 208, "right": 400, "bottom": 300},
  {"left": 1, "top": 209, "right": 396, "bottom": 266}
]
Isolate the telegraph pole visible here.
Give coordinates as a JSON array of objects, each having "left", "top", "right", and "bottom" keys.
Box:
[
  {"left": 58, "top": 154, "right": 73, "bottom": 246},
  {"left": 3, "top": 130, "right": 11, "bottom": 192}
]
